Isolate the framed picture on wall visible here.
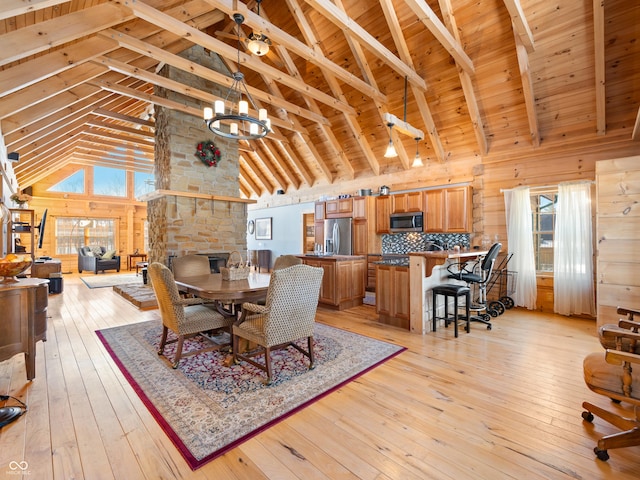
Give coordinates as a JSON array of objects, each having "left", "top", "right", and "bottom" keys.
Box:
[{"left": 255, "top": 217, "right": 272, "bottom": 240}]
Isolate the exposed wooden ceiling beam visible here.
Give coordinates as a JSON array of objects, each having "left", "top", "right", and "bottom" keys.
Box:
[
  {"left": 437, "top": 0, "right": 488, "bottom": 155},
  {"left": 633, "top": 107, "right": 640, "bottom": 141},
  {"left": 92, "top": 108, "right": 155, "bottom": 128},
  {"left": 94, "top": 49, "right": 330, "bottom": 128},
  {"left": 514, "top": 32, "right": 540, "bottom": 147},
  {"left": 0, "top": 0, "right": 69, "bottom": 20},
  {"left": 85, "top": 118, "right": 155, "bottom": 140},
  {"left": 593, "top": 0, "right": 606, "bottom": 136},
  {"left": 403, "top": 0, "right": 475, "bottom": 75},
  {"left": 120, "top": 1, "right": 360, "bottom": 114},
  {"left": 204, "top": 0, "right": 387, "bottom": 102},
  {"left": 0, "top": 36, "right": 118, "bottom": 98},
  {"left": 302, "top": 0, "right": 426, "bottom": 91},
  {"left": 502, "top": 0, "right": 535, "bottom": 53},
  {"left": 0, "top": 2, "right": 133, "bottom": 67}
]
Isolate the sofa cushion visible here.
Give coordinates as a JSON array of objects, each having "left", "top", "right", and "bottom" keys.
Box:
[
  {"left": 102, "top": 250, "right": 116, "bottom": 260},
  {"left": 90, "top": 246, "right": 104, "bottom": 258}
]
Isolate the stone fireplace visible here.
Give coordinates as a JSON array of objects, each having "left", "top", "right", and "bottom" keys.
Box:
[{"left": 147, "top": 46, "right": 249, "bottom": 267}]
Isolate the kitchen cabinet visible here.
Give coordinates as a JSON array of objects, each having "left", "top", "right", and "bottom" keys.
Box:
[
  {"left": 375, "top": 196, "right": 392, "bottom": 233},
  {"left": 352, "top": 196, "right": 367, "bottom": 220},
  {"left": 392, "top": 192, "right": 422, "bottom": 213},
  {"left": 445, "top": 186, "right": 472, "bottom": 232},
  {"left": 325, "top": 198, "right": 352, "bottom": 218},
  {"left": 299, "top": 255, "right": 366, "bottom": 310},
  {"left": 423, "top": 189, "right": 445, "bottom": 232},
  {"left": 352, "top": 196, "right": 379, "bottom": 255},
  {"left": 314, "top": 202, "right": 325, "bottom": 221},
  {"left": 423, "top": 186, "right": 472, "bottom": 233},
  {"left": 375, "top": 264, "right": 410, "bottom": 329}
]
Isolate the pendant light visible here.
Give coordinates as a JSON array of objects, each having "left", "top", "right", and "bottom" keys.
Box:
[
  {"left": 412, "top": 137, "right": 424, "bottom": 167},
  {"left": 246, "top": 0, "right": 271, "bottom": 56},
  {"left": 384, "top": 123, "right": 397, "bottom": 158}
]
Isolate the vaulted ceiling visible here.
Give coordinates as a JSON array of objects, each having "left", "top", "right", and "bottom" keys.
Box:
[{"left": 0, "top": 0, "right": 638, "bottom": 199}]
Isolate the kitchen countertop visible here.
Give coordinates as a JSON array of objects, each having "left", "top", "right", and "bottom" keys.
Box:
[
  {"left": 408, "top": 249, "right": 488, "bottom": 260},
  {"left": 298, "top": 254, "right": 366, "bottom": 261}
]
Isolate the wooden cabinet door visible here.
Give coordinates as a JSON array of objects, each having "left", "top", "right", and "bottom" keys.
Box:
[
  {"left": 445, "top": 186, "right": 471, "bottom": 232},
  {"left": 314, "top": 221, "right": 324, "bottom": 247},
  {"left": 393, "top": 267, "right": 410, "bottom": 320},
  {"left": 375, "top": 265, "right": 392, "bottom": 316},
  {"left": 325, "top": 198, "right": 353, "bottom": 218},
  {"left": 305, "top": 259, "right": 336, "bottom": 305},
  {"left": 336, "top": 261, "right": 353, "bottom": 304},
  {"left": 315, "top": 202, "right": 325, "bottom": 221},
  {"left": 367, "top": 255, "right": 382, "bottom": 291},
  {"left": 353, "top": 197, "right": 367, "bottom": 219},
  {"left": 424, "top": 189, "right": 445, "bottom": 232},
  {"left": 375, "top": 196, "right": 391, "bottom": 233},
  {"left": 353, "top": 219, "right": 367, "bottom": 255},
  {"left": 353, "top": 259, "right": 366, "bottom": 299},
  {"left": 392, "top": 192, "right": 422, "bottom": 213}
]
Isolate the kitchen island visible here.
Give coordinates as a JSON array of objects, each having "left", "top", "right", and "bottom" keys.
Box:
[
  {"left": 409, "top": 249, "right": 488, "bottom": 334},
  {"left": 298, "top": 255, "right": 366, "bottom": 310}
]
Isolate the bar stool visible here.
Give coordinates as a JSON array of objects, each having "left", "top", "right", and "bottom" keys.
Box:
[{"left": 432, "top": 284, "right": 471, "bottom": 337}]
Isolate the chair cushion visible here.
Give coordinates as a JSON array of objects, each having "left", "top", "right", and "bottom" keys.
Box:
[
  {"left": 583, "top": 352, "right": 640, "bottom": 400},
  {"left": 432, "top": 284, "right": 470, "bottom": 296}
]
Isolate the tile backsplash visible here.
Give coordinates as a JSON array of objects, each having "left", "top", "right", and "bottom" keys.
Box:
[{"left": 381, "top": 232, "right": 470, "bottom": 254}]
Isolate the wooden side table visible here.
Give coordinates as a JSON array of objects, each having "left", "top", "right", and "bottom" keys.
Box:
[{"left": 127, "top": 253, "right": 147, "bottom": 270}]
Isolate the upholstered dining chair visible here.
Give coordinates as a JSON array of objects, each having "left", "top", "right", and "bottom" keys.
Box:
[
  {"left": 148, "top": 262, "right": 235, "bottom": 368},
  {"left": 272, "top": 254, "right": 302, "bottom": 271},
  {"left": 171, "top": 254, "right": 211, "bottom": 279},
  {"left": 582, "top": 328, "right": 640, "bottom": 461},
  {"left": 232, "top": 264, "right": 323, "bottom": 384}
]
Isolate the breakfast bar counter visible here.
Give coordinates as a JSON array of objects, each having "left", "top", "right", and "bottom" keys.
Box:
[{"left": 409, "top": 249, "right": 488, "bottom": 334}]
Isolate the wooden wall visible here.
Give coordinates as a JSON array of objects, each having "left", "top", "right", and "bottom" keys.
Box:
[
  {"left": 596, "top": 155, "right": 640, "bottom": 327},
  {"left": 24, "top": 164, "right": 147, "bottom": 274}
]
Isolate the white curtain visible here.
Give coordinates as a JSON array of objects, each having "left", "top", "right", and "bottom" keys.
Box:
[
  {"left": 504, "top": 187, "right": 537, "bottom": 309},
  {"left": 554, "top": 182, "right": 596, "bottom": 316}
]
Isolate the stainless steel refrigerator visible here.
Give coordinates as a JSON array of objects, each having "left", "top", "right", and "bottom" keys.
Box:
[{"left": 323, "top": 218, "right": 352, "bottom": 255}]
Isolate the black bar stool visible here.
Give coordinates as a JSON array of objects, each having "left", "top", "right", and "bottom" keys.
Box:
[{"left": 432, "top": 284, "right": 471, "bottom": 337}]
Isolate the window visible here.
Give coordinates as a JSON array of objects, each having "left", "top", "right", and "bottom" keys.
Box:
[
  {"left": 55, "top": 217, "right": 116, "bottom": 255},
  {"left": 93, "top": 166, "right": 126, "bottom": 197},
  {"left": 531, "top": 191, "right": 558, "bottom": 272},
  {"left": 48, "top": 170, "right": 84, "bottom": 193},
  {"left": 134, "top": 172, "right": 155, "bottom": 198}
]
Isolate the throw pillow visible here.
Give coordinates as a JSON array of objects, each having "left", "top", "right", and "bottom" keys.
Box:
[
  {"left": 91, "top": 246, "right": 103, "bottom": 257},
  {"left": 85, "top": 251, "right": 94, "bottom": 257},
  {"left": 102, "top": 250, "right": 116, "bottom": 260}
]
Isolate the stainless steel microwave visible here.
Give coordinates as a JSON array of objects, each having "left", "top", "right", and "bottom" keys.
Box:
[{"left": 390, "top": 212, "right": 423, "bottom": 232}]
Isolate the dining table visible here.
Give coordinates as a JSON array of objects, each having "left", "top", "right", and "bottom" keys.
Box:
[{"left": 174, "top": 271, "right": 271, "bottom": 307}]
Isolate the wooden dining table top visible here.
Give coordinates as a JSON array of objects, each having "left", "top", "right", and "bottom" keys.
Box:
[{"left": 174, "top": 272, "right": 271, "bottom": 302}]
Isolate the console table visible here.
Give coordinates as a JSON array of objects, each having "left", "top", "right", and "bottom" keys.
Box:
[{"left": 0, "top": 278, "right": 49, "bottom": 380}]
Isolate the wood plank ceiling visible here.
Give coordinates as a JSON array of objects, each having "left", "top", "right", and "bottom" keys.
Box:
[{"left": 0, "top": 0, "right": 638, "bottom": 199}]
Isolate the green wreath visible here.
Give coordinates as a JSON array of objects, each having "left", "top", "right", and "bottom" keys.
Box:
[{"left": 195, "top": 140, "right": 222, "bottom": 167}]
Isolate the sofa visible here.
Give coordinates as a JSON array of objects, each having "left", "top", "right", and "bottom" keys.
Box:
[{"left": 78, "top": 246, "right": 121, "bottom": 274}]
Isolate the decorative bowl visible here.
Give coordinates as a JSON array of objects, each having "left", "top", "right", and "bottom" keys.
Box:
[{"left": 0, "top": 255, "right": 32, "bottom": 283}]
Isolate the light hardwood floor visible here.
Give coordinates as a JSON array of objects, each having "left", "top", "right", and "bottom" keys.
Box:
[{"left": 0, "top": 274, "right": 639, "bottom": 479}]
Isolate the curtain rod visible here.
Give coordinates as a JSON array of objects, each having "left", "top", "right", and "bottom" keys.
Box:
[{"left": 500, "top": 180, "right": 594, "bottom": 193}]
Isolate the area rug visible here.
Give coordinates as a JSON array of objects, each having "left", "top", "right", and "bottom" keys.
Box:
[
  {"left": 96, "top": 320, "right": 405, "bottom": 470},
  {"left": 113, "top": 283, "right": 157, "bottom": 310},
  {"left": 81, "top": 273, "right": 140, "bottom": 289}
]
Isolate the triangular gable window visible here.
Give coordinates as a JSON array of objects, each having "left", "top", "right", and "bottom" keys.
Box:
[{"left": 48, "top": 170, "right": 84, "bottom": 193}]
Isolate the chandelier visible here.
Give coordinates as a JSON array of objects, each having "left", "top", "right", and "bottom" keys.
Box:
[{"left": 203, "top": 13, "right": 270, "bottom": 140}]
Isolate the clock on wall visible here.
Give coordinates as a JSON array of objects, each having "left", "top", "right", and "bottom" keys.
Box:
[{"left": 247, "top": 219, "right": 255, "bottom": 235}]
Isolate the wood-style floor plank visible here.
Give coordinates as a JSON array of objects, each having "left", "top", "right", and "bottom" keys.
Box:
[{"left": 0, "top": 274, "right": 639, "bottom": 479}]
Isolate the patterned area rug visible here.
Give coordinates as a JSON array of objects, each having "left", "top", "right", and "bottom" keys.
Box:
[{"left": 97, "top": 321, "right": 405, "bottom": 470}]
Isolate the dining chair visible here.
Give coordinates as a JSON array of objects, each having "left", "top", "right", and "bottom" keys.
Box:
[
  {"left": 171, "top": 254, "right": 211, "bottom": 279},
  {"left": 232, "top": 264, "right": 323, "bottom": 384},
  {"left": 148, "top": 262, "right": 235, "bottom": 368},
  {"left": 272, "top": 254, "right": 302, "bottom": 271}
]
